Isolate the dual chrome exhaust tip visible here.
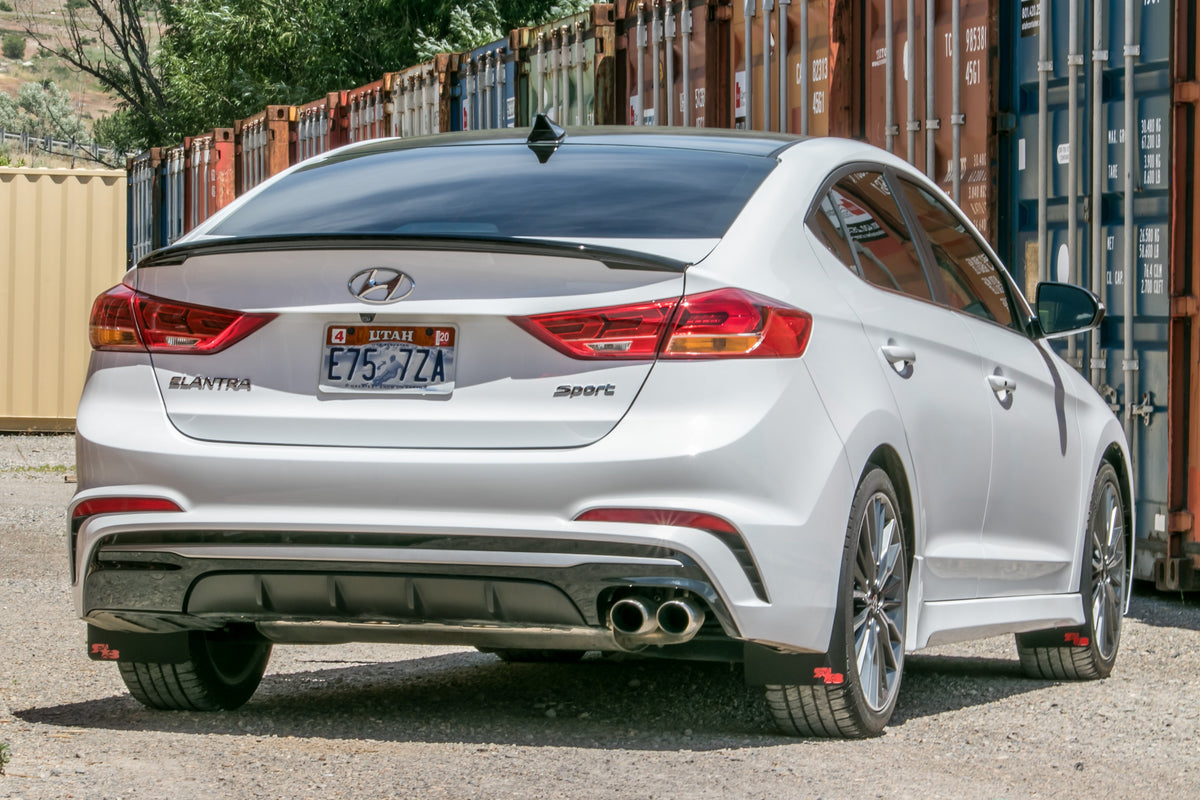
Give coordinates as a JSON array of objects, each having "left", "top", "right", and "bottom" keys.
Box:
[{"left": 607, "top": 594, "right": 706, "bottom": 647}]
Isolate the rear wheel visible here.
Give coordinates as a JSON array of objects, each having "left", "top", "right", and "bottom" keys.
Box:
[
  {"left": 766, "top": 468, "right": 908, "bottom": 737},
  {"left": 118, "top": 628, "right": 272, "bottom": 711},
  {"left": 1016, "top": 462, "right": 1127, "bottom": 680}
]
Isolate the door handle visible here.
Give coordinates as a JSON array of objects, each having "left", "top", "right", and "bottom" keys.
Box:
[
  {"left": 880, "top": 344, "right": 917, "bottom": 370},
  {"left": 987, "top": 374, "right": 1017, "bottom": 395}
]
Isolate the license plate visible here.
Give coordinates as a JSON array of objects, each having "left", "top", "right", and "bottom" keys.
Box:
[{"left": 320, "top": 325, "right": 457, "bottom": 394}]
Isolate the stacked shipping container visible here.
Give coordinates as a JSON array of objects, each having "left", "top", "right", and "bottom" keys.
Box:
[
  {"left": 1001, "top": 0, "right": 1178, "bottom": 586},
  {"left": 295, "top": 93, "right": 345, "bottom": 162},
  {"left": 387, "top": 54, "right": 462, "bottom": 138},
  {"left": 185, "top": 129, "right": 235, "bottom": 230},
  {"left": 234, "top": 106, "right": 294, "bottom": 195},
  {"left": 345, "top": 79, "right": 388, "bottom": 143},
  {"left": 120, "top": 0, "right": 1200, "bottom": 589},
  {"left": 458, "top": 35, "right": 521, "bottom": 130},
  {"left": 620, "top": 0, "right": 730, "bottom": 128},
  {"left": 523, "top": 5, "right": 617, "bottom": 126}
]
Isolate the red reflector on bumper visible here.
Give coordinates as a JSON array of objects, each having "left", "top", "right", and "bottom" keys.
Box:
[
  {"left": 575, "top": 508, "right": 738, "bottom": 534},
  {"left": 73, "top": 497, "right": 184, "bottom": 519}
]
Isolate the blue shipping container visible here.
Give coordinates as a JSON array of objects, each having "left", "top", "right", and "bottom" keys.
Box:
[{"left": 999, "top": 0, "right": 1177, "bottom": 585}]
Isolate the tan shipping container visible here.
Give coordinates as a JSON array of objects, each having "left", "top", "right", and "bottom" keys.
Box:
[{"left": 0, "top": 168, "right": 127, "bottom": 431}]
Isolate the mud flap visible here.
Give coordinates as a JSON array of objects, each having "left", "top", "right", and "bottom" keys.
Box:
[
  {"left": 744, "top": 587, "right": 851, "bottom": 686},
  {"left": 1015, "top": 626, "right": 1095, "bottom": 649},
  {"left": 743, "top": 643, "right": 847, "bottom": 686},
  {"left": 87, "top": 625, "right": 190, "bottom": 663}
]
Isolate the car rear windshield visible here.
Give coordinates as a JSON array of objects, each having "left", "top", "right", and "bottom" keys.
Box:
[{"left": 209, "top": 143, "right": 776, "bottom": 240}]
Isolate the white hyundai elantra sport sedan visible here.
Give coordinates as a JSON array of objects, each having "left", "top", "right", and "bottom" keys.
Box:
[{"left": 73, "top": 119, "right": 1132, "bottom": 737}]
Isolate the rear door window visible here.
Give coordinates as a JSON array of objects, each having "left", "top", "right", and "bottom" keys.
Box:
[
  {"left": 807, "top": 194, "right": 859, "bottom": 271},
  {"left": 826, "top": 171, "right": 933, "bottom": 302}
]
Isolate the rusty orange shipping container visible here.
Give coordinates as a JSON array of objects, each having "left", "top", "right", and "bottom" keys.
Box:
[
  {"left": 235, "top": 105, "right": 295, "bottom": 194},
  {"left": 186, "top": 128, "right": 235, "bottom": 230},
  {"left": 294, "top": 93, "right": 346, "bottom": 163},
  {"left": 345, "top": 79, "right": 388, "bottom": 143},
  {"left": 618, "top": 0, "right": 731, "bottom": 128},
  {"left": 190, "top": 128, "right": 235, "bottom": 227},
  {"left": 728, "top": 0, "right": 994, "bottom": 240},
  {"left": 385, "top": 54, "right": 462, "bottom": 138}
]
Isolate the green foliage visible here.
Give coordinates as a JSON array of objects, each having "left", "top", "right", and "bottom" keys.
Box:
[
  {"left": 0, "top": 2, "right": 14, "bottom": 12},
  {"left": 415, "top": 1, "right": 591, "bottom": 59},
  {"left": 31, "top": 0, "right": 594, "bottom": 149},
  {"left": 2, "top": 32, "right": 24, "bottom": 60},
  {"left": 92, "top": 107, "right": 141, "bottom": 153},
  {"left": 154, "top": 0, "right": 590, "bottom": 144},
  {"left": 0, "top": 740, "right": 9, "bottom": 776},
  {"left": 0, "top": 81, "right": 88, "bottom": 141}
]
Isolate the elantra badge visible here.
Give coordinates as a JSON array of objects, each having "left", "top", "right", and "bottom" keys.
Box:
[{"left": 348, "top": 268, "right": 415, "bottom": 304}]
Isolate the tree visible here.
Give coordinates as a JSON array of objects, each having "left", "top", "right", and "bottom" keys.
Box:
[
  {"left": 2, "top": 32, "right": 24, "bottom": 60},
  {"left": 21, "top": 0, "right": 591, "bottom": 152},
  {"left": 0, "top": 80, "right": 87, "bottom": 140},
  {"left": 19, "top": 1, "right": 168, "bottom": 151}
]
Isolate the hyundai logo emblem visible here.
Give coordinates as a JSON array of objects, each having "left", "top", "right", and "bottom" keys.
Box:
[{"left": 347, "top": 268, "right": 415, "bottom": 304}]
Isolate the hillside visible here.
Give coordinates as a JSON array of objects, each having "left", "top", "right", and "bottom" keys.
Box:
[{"left": 1, "top": 1, "right": 127, "bottom": 165}]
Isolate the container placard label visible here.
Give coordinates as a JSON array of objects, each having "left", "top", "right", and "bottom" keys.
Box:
[
  {"left": 1139, "top": 226, "right": 1166, "bottom": 297},
  {"left": 1140, "top": 115, "right": 1166, "bottom": 188},
  {"left": 1020, "top": 0, "right": 1040, "bottom": 37}
]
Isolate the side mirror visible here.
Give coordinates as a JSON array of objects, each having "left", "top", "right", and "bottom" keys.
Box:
[{"left": 1035, "top": 282, "right": 1105, "bottom": 339}]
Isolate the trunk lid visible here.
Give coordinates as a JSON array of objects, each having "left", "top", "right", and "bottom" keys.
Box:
[{"left": 135, "top": 242, "right": 688, "bottom": 449}]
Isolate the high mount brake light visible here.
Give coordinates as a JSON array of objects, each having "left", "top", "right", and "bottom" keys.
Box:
[
  {"left": 89, "top": 284, "right": 276, "bottom": 354},
  {"left": 513, "top": 289, "right": 811, "bottom": 360}
]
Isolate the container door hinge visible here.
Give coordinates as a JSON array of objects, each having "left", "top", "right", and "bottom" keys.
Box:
[
  {"left": 1170, "top": 295, "right": 1200, "bottom": 317},
  {"left": 1099, "top": 384, "right": 1121, "bottom": 414},
  {"left": 1175, "top": 82, "right": 1200, "bottom": 105},
  {"left": 1168, "top": 510, "right": 1194, "bottom": 534},
  {"left": 996, "top": 112, "right": 1017, "bottom": 135},
  {"left": 1129, "top": 391, "right": 1155, "bottom": 426}
]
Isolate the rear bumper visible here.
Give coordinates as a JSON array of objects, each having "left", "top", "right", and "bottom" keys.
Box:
[
  {"left": 73, "top": 354, "right": 856, "bottom": 654},
  {"left": 82, "top": 535, "right": 737, "bottom": 644}
]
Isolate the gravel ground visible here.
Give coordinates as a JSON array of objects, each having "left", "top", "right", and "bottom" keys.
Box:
[{"left": 1, "top": 433, "right": 1198, "bottom": 799}]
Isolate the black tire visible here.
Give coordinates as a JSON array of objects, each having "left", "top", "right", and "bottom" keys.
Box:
[
  {"left": 766, "top": 467, "right": 908, "bottom": 738},
  {"left": 479, "top": 648, "right": 587, "bottom": 664},
  {"left": 1016, "top": 462, "right": 1127, "bottom": 680},
  {"left": 118, "top": 628, "right": 272, "bottom": 711}
]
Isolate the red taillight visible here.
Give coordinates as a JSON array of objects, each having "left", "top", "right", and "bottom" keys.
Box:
[
  {"left": 89, "top": 284, "right": 276, "bottom": 354},
  {"left": 72, "top": 497, "right": 183, "bottom": 524},
  {"left": 89, "top": 285, "right": 141, "bottom": 350},
  {"left": 663, "top": 289, "right": 812, "bottom": 358},
  {"left": 512, "top": 297, "right": 678, "bottom": 359},
  {"left": 575, "top": 508, "right": 738, "bottom": 534},
  {"left": 512, "top": 289, "right": 811, "bottom": 360}
]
